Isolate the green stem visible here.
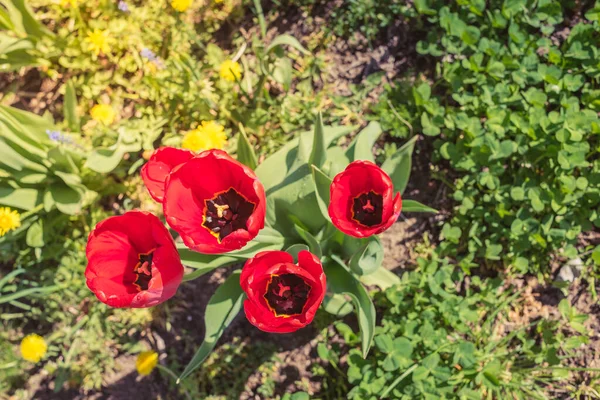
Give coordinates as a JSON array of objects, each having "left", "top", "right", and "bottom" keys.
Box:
[
  {"left": 381, "top": 342, "right": 454, "bottom": 398},
  {"left": 20, "top": 204, "right": 44, "bottom": 220},
  {"left": 252, "top": 0, "right": 267, "bottom": 41},
  {"left": 380, "top": 364, "right": 419, "bottom": 399},
  {"left": 157, "top": 365, "right": 192, "bottom": 400}
]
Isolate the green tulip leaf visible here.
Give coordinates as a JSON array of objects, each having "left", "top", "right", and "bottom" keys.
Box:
[{"left": 178, "top": 270, "right": 245, "bottom": 382}]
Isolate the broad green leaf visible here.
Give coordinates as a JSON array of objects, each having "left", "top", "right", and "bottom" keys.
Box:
[
  {"left": 381, "top": 135, "right": 417, "bottom": 194},
  {"left": 236, "top": 124, "right": 258, "bottom": 170},
  {"left": 0, "top": 0, "right": 50, "bottom": 39},
  {"left": 382, "top": 337, "right": 413, "bottom": 371},
  {"left": 25, "top": 219, "right": 44, "bottom": 248},
  {"left": 326, "top": 257, "right": 375, "bottom": 358},
  {"left": 272, "top": 57, "right": 293, "bottom": 91},
  {"left": 360, "top": 267, "right": 400, "bottom": 290},
  {"left": 0, "top": 138, "right": 47, "bottom": 173},
  {"left": 345, "top": 121, "right": 382, "bottom": 162},
  {"left": 421, "top": 112, "right": 440, "bottom": 136},
  {"left": 402, "top": 199, "right": 437, "bottom": 213},
  {"left": 256, "top": 125, "right": 356, "bottom": 191},
  {"left": 0, "top": 105, "right": 51, "bottom": 159},
  {"left": 266, "top": 34, "right": 310, "bottom": 55},
  {"left": 308, "top": 112, "right": 326, "bottom": 168},
  {"left": 294, "top": 224, "right": 322, "bottom": 258},
  {"left": 178, "top": 229, "right": 285, "bottom": 281},
  {"left": 349, "top": 236, "right": 383, "bottom": 276},
  {"left": 0, "top": 186, "right": 41, "bottom": 210},
  {"left": 178, "top": 271, "right": 245, "bottom": 382},
  {"left": 266, "top": 164, "right": 325, "bottom": 236},
  {"left": 285, "top": 243, "right": 309, "bottom": 262},
  {"left": 324, "top": 146, "right": 350, "bottom": 176},
  {"left": 85, "top": 147, "right": 125, "bottom": 173},
  {"left": 63, "top": 80, "right": 80, "bottom": 132},
  {"left": 49, "top": 183, "right": 82, "bottom": 215},
  {"left": 322, "top": 292, "right": 353, "bottom": 316},
  {"left": 311, "top": 165, "right": 332, "bottom": 222}
]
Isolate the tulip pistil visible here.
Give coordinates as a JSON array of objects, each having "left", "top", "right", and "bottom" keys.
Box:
[
  {"left": 351, "top": 190, "right": 383, "bottom": 227},
  {"left": 203, "top": 188, "right": 255, "bottom": 241},
  {"left": 264, "top": 274, "right": 311, "bottom": 317},
  {"left": 133, "top": 249, "right": 155, "bottom": 291}
]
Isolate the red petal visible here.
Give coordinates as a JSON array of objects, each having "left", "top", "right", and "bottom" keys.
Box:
[
  {"left": 141, "top": 147, "right": 194, "bottom": 203},
  {"left": 163, "top": 149, "right": 266, "bottom": 254},
  {"left": 328, "top": 160, "right": 396, "bottom": 238},
  {"left": 85, "top": 210, "right": 183, "bottom": 308},
  {"left": 240, "top": 251, "right": 294, "bottom": 292},
  {"left": 240, "top": 250, "right": 324, "bottom": 333}
]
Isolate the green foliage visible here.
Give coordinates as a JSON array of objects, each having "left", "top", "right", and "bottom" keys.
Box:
[
  {"left": 0, "top": 0, "right": 52, "bottom": 70},
  {"left": 0, "top": 105, "right": 96, "bottom": 220},
  {"left": 374, "top": 0, "right": 600, "bottom": 274},
  {"left": 280, "top": 0, "right": 417, "bottom": 42},
  {"left": 177, "top": 116, "right": 432, "bottom": 379},
  {"left": 0, "top": 208, "right": 153, "bottom": 393},
  {"left": 174, "top": 337, "right": 279, "bottom": 400},
  {"left": 318, "top": 255, "right": 586, "bottom": 399}
]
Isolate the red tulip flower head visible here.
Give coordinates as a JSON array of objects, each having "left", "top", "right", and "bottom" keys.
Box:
[
  {"left": 329, "top": 160, "right": 402, "bottom": 238},
  {"left": 141, "top": 147, "right": 195, "bottom": 203},
  {"left": 240, "top": 250, "right": 326, "bottom": 333},
  {"left": 163, "top": 149, "right": 266, "bottom": 254},
  {"left": 85, "top": 211, "right": 184, "bottom": 308}
]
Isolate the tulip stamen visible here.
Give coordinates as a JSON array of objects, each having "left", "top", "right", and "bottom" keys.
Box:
[
  {"left": 203, "top": 188, "right": 256, "bottom": 242},
  {"left": 264, "top": 274, "right": 311, "bottom": 317},
  {"left": 351, "top": 190, "right": 383, "bottom": 227},
  {"left": 133, "top": 249, "right": 155, "bottom": 291}
]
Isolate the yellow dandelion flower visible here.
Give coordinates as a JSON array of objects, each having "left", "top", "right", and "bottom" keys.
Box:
[
  {"left": 20, "top": 334, "right": 47, "bottom": 363},
  {"left": 171, "top": 0, "right": 192, "bottom": 12},
  {"left": 181, "top": 121, "right": 227, "bottom": 153},
  {"left": 0, "top": 207, "right": 21, "bottom": 236},
  {"left": 84, "top": 29, "right": 112, "bottom": 56},
  {"left": 136, "top": 350, "right": 158, "bottom": 376},
  {"left": 90, "top": 104, "right": 116, "bottom": 125},
  {"left": 219, "top": 60, "right": 242, "bottom": 82}
]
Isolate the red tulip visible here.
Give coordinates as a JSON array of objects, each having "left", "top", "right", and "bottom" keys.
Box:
[
  {"left": 85, "top": 210, "right": 184, "bottom": 308},
  {"left": 240, "top": 250, "right": 326, "bottom": 333},
  {"left": 141, "top": 147, "right": 195, "bottom": 203},
  {"left": 163, "top": 149, "right": 266, "bottom": 254},
  {"left": 328, "top": 160, "right": 402, "bottom": 238}
]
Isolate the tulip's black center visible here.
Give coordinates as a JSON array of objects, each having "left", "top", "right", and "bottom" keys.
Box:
[
  {"left": 352, "top": 190, "right": 383, "bottom": 227},
  {"left": 133, "top": 249, "right": 154, "bottom": 291},
  {"left": 202, "top": 188, "right": 255, "bottom": 242},
  {"left": 264, "top": 274, "right": 311, "bottom": 317}
]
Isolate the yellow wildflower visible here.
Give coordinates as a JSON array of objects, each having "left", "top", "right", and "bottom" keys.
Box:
[
  {"left": 181, "top": 121, "right": 227, "bottom": 152},
  {"left": 219, "top": 60, "right": 242, "bottom": 82},
  {"left": 84, "top": 29, "right": 112, "bottom": 56},
  {"left": 136, "top": 350, "right": 158, "bottom": 376},
  {"left": 90, "top": 104, "right": 116, "bottom": 125},
  {"left": 20, "top": 334, "right": 47, "bottom": 363},
  {"left": 0, "top": 207, "right": 20, "bottom": 236},
  {"left": 171, "top": 0, "right": 192, "bottom": 12}
]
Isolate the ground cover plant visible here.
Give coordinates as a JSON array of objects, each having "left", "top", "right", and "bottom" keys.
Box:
[
  {"left": 373, "top": 0, "right": 600, "bottom": 275},
  {"left": 1, "top": 0, "right": 599, "bottom": 399}
]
